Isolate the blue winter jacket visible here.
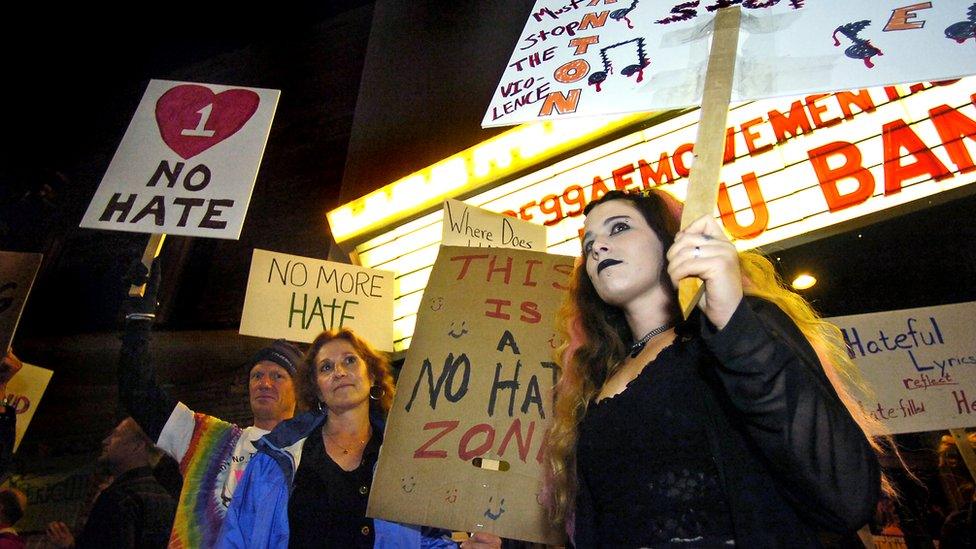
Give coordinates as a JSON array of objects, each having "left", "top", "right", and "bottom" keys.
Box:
[{"left": 216, "top": 410, "right": 456, "bottom": 548}]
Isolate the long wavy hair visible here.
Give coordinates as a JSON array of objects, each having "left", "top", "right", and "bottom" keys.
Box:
[
  {"left": 299, "top": 328, "right": 396, "bottom": 416},
  {"left": 542, "top": 189, "right": 891, "bottom": 531}
]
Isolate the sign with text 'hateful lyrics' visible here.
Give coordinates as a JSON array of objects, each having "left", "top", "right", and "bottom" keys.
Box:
[
  {"left": 81, "top": 79, "right": 279, "bottom": 239},
  {"left": 829, "top": 301, "right": 976, "bottom": 435}
]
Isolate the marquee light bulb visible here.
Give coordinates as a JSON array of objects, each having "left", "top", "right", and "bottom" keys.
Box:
[{"left": 792, "top": 273, "right": 817, "bottom": 290}]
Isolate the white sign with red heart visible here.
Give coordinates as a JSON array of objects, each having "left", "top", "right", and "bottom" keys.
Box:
[{"left": 81, "top": 79, "right": 280, "bottom": 239}]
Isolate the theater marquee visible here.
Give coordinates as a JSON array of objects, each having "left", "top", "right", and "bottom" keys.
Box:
[{"left": 330, "top": 77, "right": 976, "bottom": 351}]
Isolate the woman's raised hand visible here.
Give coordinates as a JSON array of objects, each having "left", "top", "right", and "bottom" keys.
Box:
[{"left": 666, "top": 215, "right": 743, "bottom": 329}]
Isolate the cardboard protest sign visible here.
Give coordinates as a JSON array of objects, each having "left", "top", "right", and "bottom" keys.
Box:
[
  {"left": 369, "top": 246, "right": 572, "bottom": 544},
  {"left": 0, "top": 251, "right": 42, "bottom": 353},
  {"left": 828, "top": 301, "right": 976, "bottom": 435},
  {"left": 442, "top": 199, "right": 547, "bottom": 251},
  {"left": 485, "top": 1, "right": 976, "bottom": 127},
  {"left": 240, "top": 249, "right": 395, "bottom": 350},
  {"left": 81, "top": 79, "right": 279, "bottom": 239},
  {"left": 5, "top": 362, "right": 53, "bottom": 452}
]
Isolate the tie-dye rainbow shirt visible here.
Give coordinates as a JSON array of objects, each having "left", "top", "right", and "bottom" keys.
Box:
[{"left": 156, "top": 402, "right": 269, "bottom": 548}]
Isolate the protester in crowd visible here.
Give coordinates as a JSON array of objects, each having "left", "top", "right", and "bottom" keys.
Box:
[
  {"left": 0, "top": 488, "right": 26, "bottom": 549},
  {"left": 118, "top": 259, "right": 301, "bottom": 547},
  {"left": 219, "top": 328, "right": 501, "bottom": 549},
  {"left": 46, "top": 418, "right": 176, "bottom": 548},
  {"left": 939, "top": 432, "right": 976, "bottom": 511},
  {"left": 543, "top": 189, "right": 882, "bottom": 547},
  {"left": 941, "top": 486, "right": 975, "bottom": 548},
  {"left": 0, "top": 350, "right": 24, "bottom": 484},
  {"left": 940, "top": 431, "right": 976, "bottom": 548}
]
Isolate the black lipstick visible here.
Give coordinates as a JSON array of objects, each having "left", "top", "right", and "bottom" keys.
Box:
[{"left": 597, "top": 258, "right": 621, "bottom": 273}]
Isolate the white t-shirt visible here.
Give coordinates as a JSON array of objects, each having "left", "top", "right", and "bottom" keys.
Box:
[{"left": 155, "top": 402, "right": 269, "bottom": 547}]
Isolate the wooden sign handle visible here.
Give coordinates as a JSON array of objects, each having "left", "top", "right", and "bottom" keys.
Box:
[
  {"left": 128, "top": 233, "right": 166, "bottom": 298},
  {"left": 678, "top": 6, "right": 741, "bottom": 318},
  {"left": 949, "top": 428, "right": 976, "bottom": 482}
]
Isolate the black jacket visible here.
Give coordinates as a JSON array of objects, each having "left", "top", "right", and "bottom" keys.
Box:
[
  {"left": 574, "top": 297, "right": 880, "bottom": 547},
  {"left": 76, "top": 466, "right": 177, "bottom": 549}
]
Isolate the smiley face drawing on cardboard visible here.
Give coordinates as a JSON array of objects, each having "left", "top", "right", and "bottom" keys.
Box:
[
  {"left": 400, "top": 475, "right": 417, "bottom": 494},
  {"left": 484, "top": 495, "right": 506, "bottom": 521}
]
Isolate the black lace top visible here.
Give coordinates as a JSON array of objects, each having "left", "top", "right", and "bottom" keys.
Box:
[{"left": 577, "top": 338, "right": 735, "bottom": 547}]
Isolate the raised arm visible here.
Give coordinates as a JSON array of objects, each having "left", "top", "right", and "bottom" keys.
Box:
[
  {"left": 117, "top": 260, "right": 176, "bottom": 442},
  {"left": 667, "top": 216, "right": 879, "bottom": 531},
  {"left": 700, "top": 296, "right": 880, "bottom": 531}
]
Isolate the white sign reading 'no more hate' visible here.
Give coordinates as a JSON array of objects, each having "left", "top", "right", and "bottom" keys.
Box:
[
  {"left": 485, "top": 1, "right": 976, "bottom": 127},
  {"left": 240, "top": 249, "right": 395, "bottom": 351},
  {"left": 442, "top": 200, "right": 547, "bottom": 251},
  {"left": 828, "top": 301, "right": 976, "bottom": 435},
  {"left": 81, "top": 79, "right": 280, "bottom": 239}
]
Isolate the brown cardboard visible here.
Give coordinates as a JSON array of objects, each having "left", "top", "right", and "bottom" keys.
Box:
[
  {"left": 0, "top": 251, "right": 43, "bottom": 353},
  {"left": 368, "top": 246, "right": 572, "bottom": 545}
]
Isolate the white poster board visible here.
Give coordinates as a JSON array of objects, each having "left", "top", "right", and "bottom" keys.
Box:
[
  {"left": 485, "top": 1, "right": 976, "bottom": 127},
  {"left": 828, "top": 301, "right": 976, "bottom": 435},
  {"left": 6, "top": 362, "right": 53, "bottom": 452},
  {"left": 442, "top": 199, "right": 547, "bottom": 251},
  {"left": 0, "top": 252, "right": 42, "bottom": 353},
  {"left": 81, "top": 79, "right": 280, "bottom": 239},
  {"left": 239, "top": 249, "right": 395, "bottom": 351}
]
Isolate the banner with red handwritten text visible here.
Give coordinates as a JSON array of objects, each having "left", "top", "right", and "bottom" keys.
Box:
[
  {"left": 828, "top": 301, "right": 976, "bottom": 435},
  {"left": 485, "top": 1, "right": 976, "bottom": 127},
  {"left": 368, "top": 247, "right": 571, "bottom": 544}
]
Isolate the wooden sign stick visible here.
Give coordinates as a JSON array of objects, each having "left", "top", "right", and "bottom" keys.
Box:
[
  {"left": 678, "top": 6, "right": 741, "bottom": 319},
  {"left": 128, "top": 233, "right": 166, "bottom": 297},
  {"left": 948, "top": 428, "right": 976, "bottom": 481}
]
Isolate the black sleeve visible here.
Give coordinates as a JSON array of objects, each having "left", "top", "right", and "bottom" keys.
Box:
[
  {"left": 77, "top": 491, "right": 138, "bottom": 549},
  {"left": 118, "top": 318, "right": 177, "bottom": 442},
  {"left": 0, "top": 406, "right": 15, "bottom": 482},
  {"left": 699, "top": 297, "right": 881, "bottom": 532},
  {"left": 572, "top": 465, "right": 596, "bottom": 548}
]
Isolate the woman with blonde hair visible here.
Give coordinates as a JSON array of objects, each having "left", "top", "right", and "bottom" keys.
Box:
[{"left": 544, "top": 189, "right": 881, "bottom": 547}]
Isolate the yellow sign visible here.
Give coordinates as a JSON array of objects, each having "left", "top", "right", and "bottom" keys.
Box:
[
  {"left": 6, "top": 362, "right": 53, "bottom": 452},
  {"left": 239, "top": 249, "right": 395, "bottom": 350}
]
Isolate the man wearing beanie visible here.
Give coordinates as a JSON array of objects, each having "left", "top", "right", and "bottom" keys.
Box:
[{"left": 117, "top": 260, "right": 299, "bottom": 548}]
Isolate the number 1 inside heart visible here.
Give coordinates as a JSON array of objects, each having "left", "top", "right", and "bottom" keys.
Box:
[{"left": 181, "top": 104, "right": 216, "bottom": 137}]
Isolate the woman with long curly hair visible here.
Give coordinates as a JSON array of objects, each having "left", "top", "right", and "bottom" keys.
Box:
[{"left": 543, "top": 189, "right": 882, "bottom": 547}]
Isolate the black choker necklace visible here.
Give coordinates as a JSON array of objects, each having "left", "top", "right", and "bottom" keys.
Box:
[{"left": 629, "top": 323, "right": 674, "bottom": 358}]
